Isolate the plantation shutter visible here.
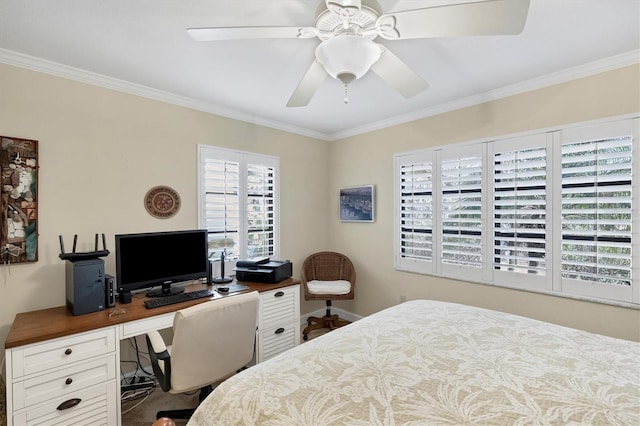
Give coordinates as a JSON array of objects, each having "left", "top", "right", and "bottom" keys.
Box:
[
  {"left": 395, "top": 151, "right": 436, "bottom": 274},
  {"left": 440, "top": 146, "right": 484, "bottom": 279},
  {"left": 199, "top": 146, "right": 279, "bottom": 261},
  {"left": 202, "top": 157, "right": 241, "bottom": 259},
  {"left": 492, "top": 135, "right": 550, "bottom": 289},
  {"left": 247, "top": 163, "right": 276, "bottom": 257},
  {"left": 558, "top": 120, "right": 635, "bottom": 302}
]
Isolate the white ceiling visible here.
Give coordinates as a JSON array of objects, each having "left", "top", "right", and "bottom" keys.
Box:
[{"left": 0, "top": 0, "right": 638, "bottom": 140}]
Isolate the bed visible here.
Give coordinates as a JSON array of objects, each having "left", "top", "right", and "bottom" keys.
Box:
[{"left": 189, "top": 300, "right": 640, "bottom": 425}]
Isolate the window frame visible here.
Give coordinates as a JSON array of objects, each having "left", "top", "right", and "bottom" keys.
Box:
[
  {"left": 198, "top": 145, "right": 280, "bottom": 268},
  {"left": 394, "top": 116, "right": 639, "bottom": 307}
]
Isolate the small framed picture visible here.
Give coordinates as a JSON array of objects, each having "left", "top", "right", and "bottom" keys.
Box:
[{"left": 340, "top": 185, "right": 375, "bottom": 222}]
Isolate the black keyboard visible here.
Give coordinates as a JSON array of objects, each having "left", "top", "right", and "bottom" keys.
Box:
[{"left": 144, "top": 289, "right": 214, "bottom": 309}]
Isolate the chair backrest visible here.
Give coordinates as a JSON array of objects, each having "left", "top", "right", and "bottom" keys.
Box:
[
  {"left": 168, "top": 291, "right": 259, "bottom": 393},
  {"left": 301, "top": 251, "right": 356, "bottom": 300}
]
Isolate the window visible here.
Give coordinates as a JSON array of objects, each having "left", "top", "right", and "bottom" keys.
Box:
[
  {"left": 491, "top": 134, "right": 551, "bottom": 291},
  {"left": 440, "top": 147, "right": 484, "bottom": 279},
  {"left": 198, "top": 145, "right": 279, "bottom": 263},
  {"left": 556, "top": 121, "right": 635, "bottom": 303},
  {"left": 396, "top": 151, "right": 435, "bottom": 274},
  {"left": 394, "top": 117, "right": 639, "bottom": 306}
]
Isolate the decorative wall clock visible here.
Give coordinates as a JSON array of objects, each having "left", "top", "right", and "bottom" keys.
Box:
[{"left": 144, "top": 185, "right": 180, "bottom": 219}]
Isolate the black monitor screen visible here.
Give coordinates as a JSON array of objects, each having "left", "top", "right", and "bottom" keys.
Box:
[{"left": 115, "top": 229, "right": 208, "bottom": 295}]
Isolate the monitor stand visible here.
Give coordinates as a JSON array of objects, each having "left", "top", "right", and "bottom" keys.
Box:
[{"left": 146, "top": 283, "right": 184, "bottom": 298}]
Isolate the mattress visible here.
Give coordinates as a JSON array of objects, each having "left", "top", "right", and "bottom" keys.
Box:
[{"left": 189, "top": 300, "right": 640, "bottom": 425}]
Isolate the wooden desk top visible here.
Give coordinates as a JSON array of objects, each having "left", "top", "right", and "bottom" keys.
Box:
[{"left": 5, "top": 278, "right": 300, "bottom": 349}]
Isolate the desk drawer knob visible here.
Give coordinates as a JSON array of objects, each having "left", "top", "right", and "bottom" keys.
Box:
[
  {"left": 65, "top": 378, "right": 73, "bottom": 385},
  {"left": 274, "top": 291, "right": 284, "bottom": 297},
  {"left": 274, "top": 327, "right": 285, "bottom": 334},
  {"left": 64, "top": 348, "right": 72, "bottom": 355},
  {"left": 57, "top": 398, "right": 81, "bottom": 411}
]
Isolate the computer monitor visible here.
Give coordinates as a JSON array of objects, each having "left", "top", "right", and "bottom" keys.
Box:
[{"left": 115, "top": 229, "right": 209, "bottom": 297}]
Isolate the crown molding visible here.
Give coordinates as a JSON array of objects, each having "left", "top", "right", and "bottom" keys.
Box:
[
  {"left": 329, "top": 49, "right": 640, "bottom": 141},
  {"left": 0, "top": 48, "right": 331, "bottom": 141},
  {"left": 1, "top": 48, "right": 637, "bottom": 142}
]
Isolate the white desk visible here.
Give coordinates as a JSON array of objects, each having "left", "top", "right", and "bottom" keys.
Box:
[{"left": 4, "top": 279, "right": 300, "bottom": 426}]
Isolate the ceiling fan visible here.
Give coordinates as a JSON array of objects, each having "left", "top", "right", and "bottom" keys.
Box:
[{"left": 187, "top": 0, "right": 530, "bottom": 107}]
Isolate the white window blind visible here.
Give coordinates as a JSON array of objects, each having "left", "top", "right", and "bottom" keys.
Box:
[
  {"left": 393, "top": 116, "right": 638, "bottom": 306},
  {"left": 440, "top": 154, "right": 483, "bottom": 269},
  {"left": 202, "top": 157, "right": 241, "bottom": 258},
  {"left": 246, "top": 163, "right": 276, "bottom": 257},
  {"left": 400, "top": 163, "right": 434, "bottom": 260},
  {"left": 560, "top": 136, "right": 633, "bottom": 288},
  {"left": 395, "top": 152, "right": 436, "bottom": 274},
  {"left": 199, "top": 146, "right": 279, "bottom": 261},
  {"left": 493, "top": 146, "right": 547, "bottom": 276}
]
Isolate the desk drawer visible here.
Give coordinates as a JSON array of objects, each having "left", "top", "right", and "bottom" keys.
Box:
[
  {"left": 13, "top": 380, "right": 118, "bottom": 426},
  {"left": 120, "top": 312, "right": 175, "bottom": 339},
  {"left": 258, "top": 322, "right": 296, "bottom": 361},
  {"left": 11, "top": 329, "right": 115, "bottom": 378},
  {"left": 13, "top": 354, "right": 116, "bottom": 410},
  {"left": 260, "top": 287, "right": 297, "bottom": 329}
]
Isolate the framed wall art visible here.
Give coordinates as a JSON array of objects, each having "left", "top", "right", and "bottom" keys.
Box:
[
  {"left": 0, "top": 136, "right": 38, "bottom": 263},
  {"left": 340, "top": 185, "right": 375, "bottom": 222}
]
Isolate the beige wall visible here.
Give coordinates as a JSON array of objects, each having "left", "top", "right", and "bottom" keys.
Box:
[
  {"left": 0, "top": 60, "right": 638, "bottom": 366},
  {"left": 328, "top": 64, "right": 640, "bottom": 341},
  {"left": 0, "top": 63, "right": 331, "bottom": 351}
]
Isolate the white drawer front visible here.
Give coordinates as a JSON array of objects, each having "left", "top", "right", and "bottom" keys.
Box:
[
  {"left": 260, "top": 287, "right": 297, "bottom": 329},
  {"left": 12, "top": 380, "right": 118, "bottom": 426},
  {"left": 13, "top": 354, "right": 116, "bottom": 410},
  {"left": 12, "top": 329, "right": 116, "bottom": 378},
  {"left": 259, "top": 323, "right": 296, "bottom": 362}
]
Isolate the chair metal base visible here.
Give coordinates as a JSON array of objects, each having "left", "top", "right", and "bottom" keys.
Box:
[{"left": 302, "top": 314, "right": 351, "bottom": 341}]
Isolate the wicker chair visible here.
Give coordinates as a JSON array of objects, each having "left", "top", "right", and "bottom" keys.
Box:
[{"left": 301, "top": 251, "right": 356, "bottom": 341}]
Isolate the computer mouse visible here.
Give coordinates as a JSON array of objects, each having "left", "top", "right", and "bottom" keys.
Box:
[{"left": 217, "top": 287, "right": 229, "bottom": 293}]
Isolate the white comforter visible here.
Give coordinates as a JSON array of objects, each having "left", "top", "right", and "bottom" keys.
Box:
[{"left": 189, "top": 300, "right": 640, "bottom": 425}]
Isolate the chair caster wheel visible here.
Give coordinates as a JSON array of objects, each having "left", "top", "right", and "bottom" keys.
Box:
[{"left": 303, "top": 334, "right": 308, "bottom": 341}]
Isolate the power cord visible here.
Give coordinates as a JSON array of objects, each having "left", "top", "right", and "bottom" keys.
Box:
[
  {"left": 120, "top": 336, "right": 155, "bottom": 387},
  {"left": 121, "top": 384, "right": 157, "bottom": 415},
  {"left": 132, "top": 336, "right": 154, "bottom": 376}
]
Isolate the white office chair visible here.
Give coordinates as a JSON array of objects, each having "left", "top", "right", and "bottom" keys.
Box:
[{"left": 145, "top": 291, "right": 259, "bottom": 420}]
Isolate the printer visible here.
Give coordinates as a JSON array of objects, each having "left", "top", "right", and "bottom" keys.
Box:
[{"left": 235, "top": 257, "right": 292, "bottom": 283}]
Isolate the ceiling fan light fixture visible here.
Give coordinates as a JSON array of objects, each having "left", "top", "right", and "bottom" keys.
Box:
[{"left": 315, "top": 35, "right": 381, "bottom": 81}]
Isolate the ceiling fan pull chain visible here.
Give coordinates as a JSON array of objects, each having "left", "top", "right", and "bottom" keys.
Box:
[{"left": 343, "top": 82, "right": 349, "bottom": 104}]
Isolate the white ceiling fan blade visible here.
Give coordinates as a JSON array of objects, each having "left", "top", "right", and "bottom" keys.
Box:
[
  {"left": 370, "top": 45, "right": 428, "bottom": 98},
  {"left": 286, "top": 60, "right": 327, "bottom": 107},
  {"left": 187, "top": 26, "right": 317, "bottom": 41},
  {"left": 376, "top": 0, "right": 530, "bottom": 40}
]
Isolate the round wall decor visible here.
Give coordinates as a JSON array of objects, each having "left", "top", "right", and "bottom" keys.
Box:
[{"left": 144, "top": 185, "right": 181, "bottom": 219}]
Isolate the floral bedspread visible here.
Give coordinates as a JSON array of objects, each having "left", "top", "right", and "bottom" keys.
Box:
[{"left": 189, "top": 300, "right": 640, "bottom": 425}]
